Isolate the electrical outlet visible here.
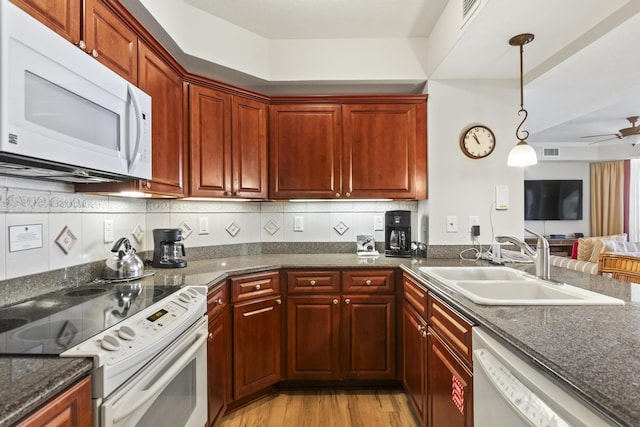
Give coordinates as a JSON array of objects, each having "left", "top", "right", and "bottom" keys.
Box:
[
  {"left": 446, "top": 216, "right": 458, "bottom": 233},
  {"left": 294, "top": 216, "right": 304, "bottom": 232},
  {"left": 198, "top": 217, "right": 209, "bottom": 235},
  {"left": 373, "top": 215, "right": 384, "bottom": 231},
  {"left": 103, "top": 219, "right": 114, "bottom": 243},
  {"left": 469, "top": 216, "right": 480, "bottom": 230}
]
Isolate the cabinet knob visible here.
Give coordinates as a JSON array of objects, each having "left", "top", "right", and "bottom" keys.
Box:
[
  {"left": 208, "top": 332, "right": 213, "bottom": 341},
  {"left": 345, "top": 298, "right": 351, "bottom": 305},
  {"left": 224, "top": 191, "right": 232, "bottom": 196},
  {"left": 255, "top": 284, "right": 261, "bottom": 291},
  {"left": 345, "top": 192, "right": 351, "bottom": 198},
  {"left": 332, "top": 299, "right": 339, "bottom": 305},
  {"left": 309, "top": 280, "right": 316, "bottom": 286},
  {"left": 365, "top": 279, "right": 372, "bottom": 286},
  {"left": 422, "top": 331, "right": 427, "bottom": 338},
  {"left": 77, "top": 40, "right": 87, "bottom": 50},
  {"left": 275, "top": 299, "right": 282, "bottom": 305},
  {"left": 88, "top": 48, "right": 99, "bottom": 58},
  {"left": 215, "top": 298, "right": 223, "bottom": 305},
  {"left": 335, "top": 193, "right": 341, "bottom": 198}
]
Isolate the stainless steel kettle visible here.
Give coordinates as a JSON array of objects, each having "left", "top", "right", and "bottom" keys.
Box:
[{"left": 104, "top": 237, "right": 144, "bottom": 280}]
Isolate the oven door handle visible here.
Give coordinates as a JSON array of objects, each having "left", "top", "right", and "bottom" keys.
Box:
[{"left": 111, "top": 328, "right": 207, "bottom": 424}]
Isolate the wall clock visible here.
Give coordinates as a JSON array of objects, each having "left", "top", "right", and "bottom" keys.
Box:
[{"left": 460, "top": 125, "right": 496, "bottom": 159}]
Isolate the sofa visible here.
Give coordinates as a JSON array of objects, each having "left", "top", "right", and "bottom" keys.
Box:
[{"left": 549, "top": 234, "right": 640, "bottom": 275}]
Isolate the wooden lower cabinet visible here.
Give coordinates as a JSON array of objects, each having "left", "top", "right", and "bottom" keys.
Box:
[
  {"left": 233, "top": 295, "right": 282, "bottom": 400},
  {"left": 286, "top": 293, "right": 396, "bottom": 381},
  {"left": 427, "top": 327, "right": 473, "bottom": 427},
  {"left": 402, "top": 302, "right": 427, "bottom": 426},
  {"left": 207, "top": 308, "right": 231, "bottom": 427},
  {"left": 16, "top": 376, "right": 91, "bottom": 427}
]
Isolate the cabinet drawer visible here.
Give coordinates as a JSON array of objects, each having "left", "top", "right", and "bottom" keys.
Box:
[
  {"left": 427, "top": 293, "right": 473, "bottom": 365},
  {"left": 342, "top": 269, "right": 395, "bottom": 293},
  {"left": 287, "top": 270, "right": 340, "bottom": 293},
  {"left": 403, "top": 273, "right": 428, "bottom": 317},
  {"left": 207, "top": 282, "right": 229, "bottom": 320},
  {"left": 231, "top": 271, "right": 280, "bottom": 302}
]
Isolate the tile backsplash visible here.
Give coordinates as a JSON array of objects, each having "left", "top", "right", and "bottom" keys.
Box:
[{"left": 0, "top": 180, "right": 418, "bottom": 280}]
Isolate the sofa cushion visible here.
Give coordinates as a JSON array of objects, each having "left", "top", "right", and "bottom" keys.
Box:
[
  {"left": 577, "top": 234, "right": 627, "bottom": 261},
  {"left": 589, "top": 240, "right": 640, "bottom": 263},
  {"left": 550, "top": 255, "right": 599, "bottom": 274}
]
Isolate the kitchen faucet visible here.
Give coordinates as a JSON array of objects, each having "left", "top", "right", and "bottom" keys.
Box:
[{"left": 495, "top": 228, "right": 550, "bottom": 280}]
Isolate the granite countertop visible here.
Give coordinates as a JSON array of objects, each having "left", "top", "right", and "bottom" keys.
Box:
[
  {"left": 0, "top": 356, "right": 92, "bottom": 427},
  {"left": 2, "top": 253, "right": 639, "bottom": 426}
]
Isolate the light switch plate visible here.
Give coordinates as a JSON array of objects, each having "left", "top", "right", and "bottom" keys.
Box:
[
  {"left": 294, "top": 216, "right": 304, "bottom": 232},
  {"left": 198, "top": 217, "right": 209, "bottom": 235},
  {"left": 373, "top": 215, "right": 384, "bottom": 231},
  {"left": 103, "top": 220, "right": 114, "bottom": 243}
]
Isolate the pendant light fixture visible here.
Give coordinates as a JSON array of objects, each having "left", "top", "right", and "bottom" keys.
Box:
[{"left": 507, "top": 33, "right": 537, "bottom": 167}]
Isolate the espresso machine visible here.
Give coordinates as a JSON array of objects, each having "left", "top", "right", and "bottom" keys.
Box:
[
  {"left": 384, "top": 210, "right": 411, "bottom": 257},
  {"left": 152, "top": 228, "right": 187, "bottom": 268}
]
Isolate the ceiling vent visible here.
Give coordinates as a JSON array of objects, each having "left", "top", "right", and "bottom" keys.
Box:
[
  {"left": 462, "top": 0, "right": 480, "bottom": 21},
  {"left": 543, "top": 147, "right": 560, "bottom": 157}
]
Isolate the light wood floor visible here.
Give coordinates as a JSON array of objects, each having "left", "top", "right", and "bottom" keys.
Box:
[{"left": 220, "top": 389, "right": 420, "bottom": 427}]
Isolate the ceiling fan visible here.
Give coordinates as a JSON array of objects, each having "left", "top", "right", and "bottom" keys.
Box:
[{"left": 581, "top": 116, "right": 640, "bottom": 146}]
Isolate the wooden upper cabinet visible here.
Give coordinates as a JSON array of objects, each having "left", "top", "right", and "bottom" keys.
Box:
[
  {"left": 269, "top": 97, "right": 427, "bottom": 200},
  {"left": 269, "top": 104, "right": 343, "bottom": 199},
  {"left": 189, "top": 84, "right": 232, "bottom": 197},
  {"left": 137, "top": 42, "right": 186, "bottom": 197},
  {"left": 11, "top": 0, "right": 82, "bottom": 44},
  {"left": 12, "top": 0, "right": 138, "bottom": 84},
  {"left": 189, "top": 85, "right": 268, "bottom": 198},
  {"left": 84, "top": 0, "right": 138, "bottom": 83},
  {"left": 232, "top": 96, "right": 268, "bottom": 198},
  {"left": 343, "top": 102, "right": 426, "bottom": 199}
]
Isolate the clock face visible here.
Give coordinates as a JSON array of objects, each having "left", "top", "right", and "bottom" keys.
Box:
[{"left": 460, "top": 125, "right": 496, "bottom": 159}]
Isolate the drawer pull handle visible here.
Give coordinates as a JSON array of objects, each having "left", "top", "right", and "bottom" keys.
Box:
[
  {"left": 345, "top": 298, "right": 351, "bottom": 305},
  {"left": 310, "top": 280, "right": 316, "bottom": 286},
  {"left": 333, "top": 299, "right": 339, "bottom": 305},
  {"left": 255, "top": 284, "right": 261, "bottom": 291},
  {"left": 365, "top": 279, "right": 372, "bottom": 286}
]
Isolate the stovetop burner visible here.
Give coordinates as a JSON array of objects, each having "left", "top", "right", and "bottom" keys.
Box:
[{"left": 0, "top": 282, "right": 181, "bottom": 355}]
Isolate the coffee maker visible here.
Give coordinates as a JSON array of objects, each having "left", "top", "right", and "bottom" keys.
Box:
[
  {"left": 385, "top": 210, "right": 411, "bottom": 257},
  {"left": 152, "top": 228, "right": 187, "bottom": 268}
]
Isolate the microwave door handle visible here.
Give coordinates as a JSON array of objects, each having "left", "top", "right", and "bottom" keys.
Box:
[
  {"left": 111, "top": 328, "right": 207, "bottom": 424},
  {"left": 127, "top": 84, "right": 142, "bottom": 173}
]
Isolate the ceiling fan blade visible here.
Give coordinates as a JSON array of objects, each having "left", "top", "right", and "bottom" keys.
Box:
[
  {"left": 588, "top": 137, "right": 619, "bottom": 145},
  {"left": 581, "top": 133, "right": 619, "bottom": 138}
]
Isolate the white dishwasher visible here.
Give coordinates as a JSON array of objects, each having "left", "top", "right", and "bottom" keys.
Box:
[{"left": 472, "top": 327, "right": 618, "bottom": 427}]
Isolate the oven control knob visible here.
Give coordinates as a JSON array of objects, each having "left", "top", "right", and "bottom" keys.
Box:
[
  {"left": 118, "top": 325, "right": 137, "bottom": 341},
  {"left": 178, "top": 292, "right": 192, "bottom": 303},
  {"left": 101, "top": 335, "right": 121, "bottom": 351}
]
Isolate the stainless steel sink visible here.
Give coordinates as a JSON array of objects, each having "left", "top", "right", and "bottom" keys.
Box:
[{"left": 419, "top": 266, "right": 624, "bottom": 306}]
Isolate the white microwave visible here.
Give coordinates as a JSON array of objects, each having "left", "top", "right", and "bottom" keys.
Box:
[{"left": 0, "top": 2, "right": 152, "bottom": 183}]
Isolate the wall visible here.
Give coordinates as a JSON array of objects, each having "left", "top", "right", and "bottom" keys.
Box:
[
  {"left": 0, "top": 177, "right": 417, "bottom": 281},
  {"left": 524, "top": 161, "right": 591, "bottom": 237},
  {"left": 426, "top": 79, "right": 525, "bottom": 246}
]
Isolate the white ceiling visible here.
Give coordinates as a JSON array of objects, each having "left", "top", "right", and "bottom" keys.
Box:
[{"left": 142, "top": 0, "right": 640, "bottom": 152}]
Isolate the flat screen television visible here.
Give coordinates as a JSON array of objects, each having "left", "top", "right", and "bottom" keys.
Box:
[{"left": 524, "top": 180, "right": 583, "bottom": 220}]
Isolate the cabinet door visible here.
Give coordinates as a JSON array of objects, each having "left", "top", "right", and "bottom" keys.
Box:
[
  {"left": 232, "top": 96, "right": 268, "bottom": 198},
  {"left": 207, "top": 309, "right": 230, "bottom": 427},
  {"left": 138, "top": 42, "right": 186, "bottom": 196},
  {"left": 286, "top": 295, "right": 341, "bottom": 380},
  {"left": 403, "top": 302, "right": 427, "bottom": 426},
  {"left": 427, "top": 328, "right": 473, "bottom": 427},
  {"left": 11, "top": 0, "right": 81, "bottom": 44},
  {"left": 342, "top": 102, "right": 427, "bottom": 199},
  {"left": 15, "top": 376, "right": 91, "bottom": 427},
  {"left": 342, "top": 295, "right": 396, "bottom": 380},
  {"left": 189, "top": 84, "right": 232, "bottom": 197},
  {"left": 233, "top": 296, "right": 282, "bottom": 400},
  {"left": 269, "top": 104, "right": 342, "bottom": 199},
  {"left": 84, "top": 0, "right": 138, "bottom": 83}
]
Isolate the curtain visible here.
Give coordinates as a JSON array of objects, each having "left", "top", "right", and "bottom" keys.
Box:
[
  {"left": 590, "top": 160, "right": 625, "bottom": 236},
  {"left": 629, "top": 159, "right": 640, "bottom": 242}
]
